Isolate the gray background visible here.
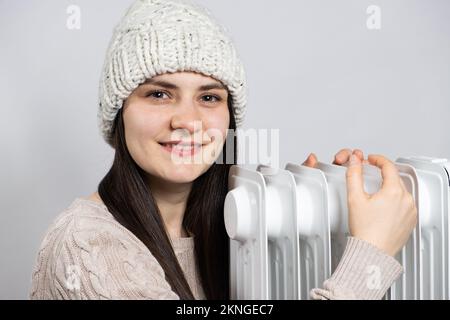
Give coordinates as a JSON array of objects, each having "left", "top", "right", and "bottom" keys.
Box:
[{"left": 1, "top": 0, "right": 449, "bottom": 299}]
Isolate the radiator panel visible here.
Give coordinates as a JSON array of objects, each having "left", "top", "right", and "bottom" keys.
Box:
[{"left": 225, "top": 156, "right": 450, "bottom": 300}]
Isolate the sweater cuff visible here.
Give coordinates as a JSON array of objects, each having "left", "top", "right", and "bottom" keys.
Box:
[{"left": 327, "top": 237, "right": 404, "bottom": 300}]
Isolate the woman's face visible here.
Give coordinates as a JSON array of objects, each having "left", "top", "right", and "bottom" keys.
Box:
[{"left": 122, "top": 71, "right": 230, "bottom": 184}]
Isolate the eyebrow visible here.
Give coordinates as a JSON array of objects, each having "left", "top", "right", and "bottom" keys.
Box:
[{"left": 143, "top": 79, "right": 227, "bottom": 91}]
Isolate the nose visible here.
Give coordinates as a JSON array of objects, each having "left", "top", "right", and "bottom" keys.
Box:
[{"left": 170, "top": 101, "right": 204, "bottom": 135}]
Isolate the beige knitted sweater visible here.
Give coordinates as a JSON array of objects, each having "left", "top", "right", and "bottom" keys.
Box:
[{"left": 30, "top": 198, "right": 403, "bottom": 300}]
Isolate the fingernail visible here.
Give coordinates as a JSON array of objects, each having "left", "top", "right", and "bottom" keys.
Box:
[{"left": 349, "top": 154, "right": 358, "bottom": 166}]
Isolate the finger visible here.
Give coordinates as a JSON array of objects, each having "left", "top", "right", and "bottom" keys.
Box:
[
  {"left": 353, "top": 149, "right": 364, "bottom": 161},
  {"left": 367, "top": 154, "right": 402, "bottom": 190},
  {"left": 333, "top": 148, "right": 353, "bottom": 165},
  {"left": 301, "top": 153, "right": 311, "bottom": 166},
  {"left": 346, "top": 154, "right": 368, "bottom": 200},
  {"left": 302, "top": 153, "right": 318, "bottom": 168}
]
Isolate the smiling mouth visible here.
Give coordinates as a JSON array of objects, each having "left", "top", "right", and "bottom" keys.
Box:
[{"left": 158, "top": 142, "right": 203, "bottom": 157}]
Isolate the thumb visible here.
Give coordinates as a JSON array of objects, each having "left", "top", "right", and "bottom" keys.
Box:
[{"left": 346, "top": 154, "right": 367, "bottom": 201}]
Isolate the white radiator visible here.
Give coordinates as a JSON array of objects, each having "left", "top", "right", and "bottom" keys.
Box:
[{"left": 224, "top": 156, "right": 450, "bottom": 300}]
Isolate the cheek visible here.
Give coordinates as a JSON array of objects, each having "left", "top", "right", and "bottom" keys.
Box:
[
  {"left": 201, "top": 107, "right": 231, "bottom": 165},
  {"left": 122, "top": 104, "right": 169, "bottom": 170},
  {"left": 124, "top": 105, "right": 164, "bottom": 143},
  {"left": 204, "top": 106, "right": 230, "bottom": 140}
]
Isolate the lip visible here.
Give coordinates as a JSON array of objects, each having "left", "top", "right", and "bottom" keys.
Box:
[
  {"left": 159, "top": 142, "right": 202, "bottom": 157},
  {"left": 159, "top": 140, "right": 203, "bottom": 146}
]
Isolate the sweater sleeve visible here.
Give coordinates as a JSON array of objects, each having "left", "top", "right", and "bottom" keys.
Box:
[
  {"left": 310, "top": 237, "right": 404, "bottom": 300},
  {"left": 42, "top": 214, "right": 180, "bottom": 300}
]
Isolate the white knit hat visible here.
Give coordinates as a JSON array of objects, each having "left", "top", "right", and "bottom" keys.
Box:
[{"left": 98, "top": 0, "right": 247, "bottom": 147}]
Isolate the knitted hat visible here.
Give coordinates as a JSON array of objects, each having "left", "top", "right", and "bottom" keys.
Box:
[{"left": 98, "top": 0, "right": 247, "bottom": 147}]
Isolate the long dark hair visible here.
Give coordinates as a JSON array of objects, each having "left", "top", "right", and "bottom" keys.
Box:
[{"left": 98, "top": 96, "right": 237, "bottom": 300}]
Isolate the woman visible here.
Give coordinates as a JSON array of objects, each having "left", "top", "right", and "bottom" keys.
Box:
[{"left": 30, "top": 0, "right": 417, "bottom": 300}]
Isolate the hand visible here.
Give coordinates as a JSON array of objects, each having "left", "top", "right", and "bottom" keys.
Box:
[
  {"left": 302, "top": 148, "right": 366, "bottom": 168},
  {"left": 346, "top": 154, "right": 418, "bottom": 256}
]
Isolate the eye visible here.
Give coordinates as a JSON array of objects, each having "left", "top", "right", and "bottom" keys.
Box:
[
  {"left": 201, "top": 94, "right": 222, "bottom": 103},
  {"left": 146, "top": 90, "right": 170, "bottom": 100}
]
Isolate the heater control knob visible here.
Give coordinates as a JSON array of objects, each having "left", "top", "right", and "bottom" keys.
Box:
[{"left": 224, "top": 186, "right": 253, "bottom": 242}]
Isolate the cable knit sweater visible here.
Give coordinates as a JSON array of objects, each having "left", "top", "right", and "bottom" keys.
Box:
[{"left": 30, "top": 198, "right": 403, "bottom": 300}]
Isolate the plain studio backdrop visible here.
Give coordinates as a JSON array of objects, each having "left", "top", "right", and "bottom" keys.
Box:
[{"left": 0, "top": 0, "right": 449, "bottom": 299}]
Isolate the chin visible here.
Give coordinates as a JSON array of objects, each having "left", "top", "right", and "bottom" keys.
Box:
[{"left": 163, "top": 165, "right": 206, "bottom": 183}]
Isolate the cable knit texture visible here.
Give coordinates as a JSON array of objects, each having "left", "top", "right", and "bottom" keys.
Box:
[
  {"left": 29, "top": 198, "right": 205, "bottom": 300},
  {"left": 310, "top": 237, "right": 404, "bottom": 300},
  {"left": 98, "top": 0, "right": 247, "bottom": 147},
  {"left": 30, "top": 198, "right": 403, "bottom": 300}
]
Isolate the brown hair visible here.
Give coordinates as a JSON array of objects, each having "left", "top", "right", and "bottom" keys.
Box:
[{"left": 97, "top": 97, "right": 237, "bottom": 299}]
